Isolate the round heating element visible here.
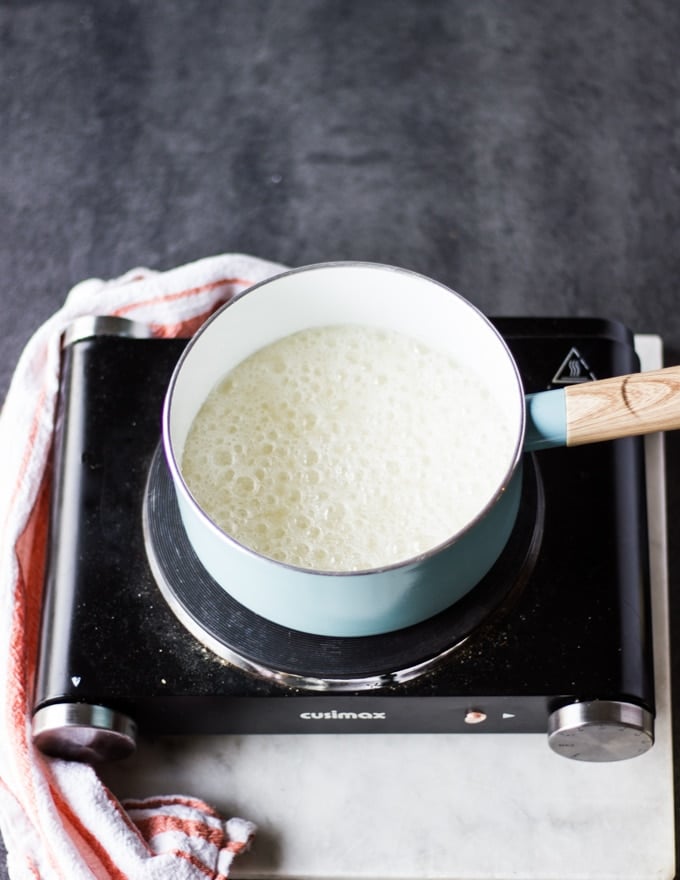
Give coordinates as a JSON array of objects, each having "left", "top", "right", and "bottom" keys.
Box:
[{"left": 143, "top": 446, "right": 544, "bottom": 691}]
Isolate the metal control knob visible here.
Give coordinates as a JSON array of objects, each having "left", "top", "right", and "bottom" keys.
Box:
[
  {"left": 32, "top": 703, "right": 137, "bottom": 763},
  {"left": 548, "top": 700, "right": 654, "bottom": 762}
]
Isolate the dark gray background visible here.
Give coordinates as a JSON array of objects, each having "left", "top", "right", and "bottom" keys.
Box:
[{"left": 2, "top": 1, "right": 680, "bottom": 876}]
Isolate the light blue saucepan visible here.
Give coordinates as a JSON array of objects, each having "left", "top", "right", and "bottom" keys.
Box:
[{"left": 163, "top": 262, "right": 680, "bottom": 637}]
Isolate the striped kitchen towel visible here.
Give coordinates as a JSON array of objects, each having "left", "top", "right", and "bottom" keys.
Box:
[{"left": 0, "top": 253, "right": 286, "bottom": 879}]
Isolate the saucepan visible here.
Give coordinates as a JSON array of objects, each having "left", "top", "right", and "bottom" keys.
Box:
[{"left": 162, "top": 262, "right": 680, "bottom": 637}]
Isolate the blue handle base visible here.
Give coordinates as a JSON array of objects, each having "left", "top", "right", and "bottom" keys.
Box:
[{"left": 524, "top": 389, "right": 567, "bottom": 450}]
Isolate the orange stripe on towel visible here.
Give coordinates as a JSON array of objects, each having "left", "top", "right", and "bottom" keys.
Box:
[
  {"left": 125, "top": 795, "right": 223, "bottom": 818},
  {"left": 112, "top": 276, "right": 252, "bottom": 318},
  {"left": 13, "top": 471, "right": 51, "bottom": 691},
  {"left": 133, "top": 814, "right": 225, "bottom": 847},
  {"left": 49, "top": 782, "right": 131, "bottom": 880}
]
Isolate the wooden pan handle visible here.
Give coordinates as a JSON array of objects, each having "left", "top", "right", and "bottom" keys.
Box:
[{"left": 565, "top": 365, "right": 680, "bottom": 446}]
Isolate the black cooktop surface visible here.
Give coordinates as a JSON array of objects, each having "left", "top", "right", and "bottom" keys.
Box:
[{"left": 33, "top": 316, "right": 654, "bottom": 741}]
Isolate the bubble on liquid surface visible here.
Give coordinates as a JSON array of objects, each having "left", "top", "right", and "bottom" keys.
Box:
[{"left": 181, "top": 324, "right": 515, "bottom": 571}]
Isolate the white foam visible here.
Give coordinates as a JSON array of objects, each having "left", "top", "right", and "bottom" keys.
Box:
[{"left": 181, "top": 324, "right": 515, "bottom": 571}]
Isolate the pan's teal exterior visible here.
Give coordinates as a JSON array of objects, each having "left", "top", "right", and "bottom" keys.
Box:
[
  {"left": 164, "top": 263, "right": 527, "bottom": 637},
  {"left": 172, "top": 461, "right": 523, "bottom": 637}
]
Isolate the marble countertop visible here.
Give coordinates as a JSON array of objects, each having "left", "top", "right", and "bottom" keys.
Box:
[
  {"left": 97, "top": 337, "right": 674, "bottom": 880},
  {"left": 2, "top": 3, "right": 680, "bottom": 877}
]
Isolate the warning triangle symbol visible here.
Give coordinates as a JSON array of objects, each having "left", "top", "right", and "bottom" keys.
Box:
[{"left": 551, "top": 347, "right": 597, "bottom": 386}]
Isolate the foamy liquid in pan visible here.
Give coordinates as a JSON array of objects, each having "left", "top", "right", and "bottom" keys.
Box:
[{"left": 181, "top": 324, "right": 514, "bottom": 571}]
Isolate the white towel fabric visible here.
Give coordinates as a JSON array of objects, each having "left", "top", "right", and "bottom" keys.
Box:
[{"left": 0, "top": 253, "right": 287, "bottom": 879}]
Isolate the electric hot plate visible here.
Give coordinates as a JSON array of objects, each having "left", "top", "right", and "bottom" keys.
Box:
[{"left": 31, "top": 316, "right": 655, "bottom": 763}]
